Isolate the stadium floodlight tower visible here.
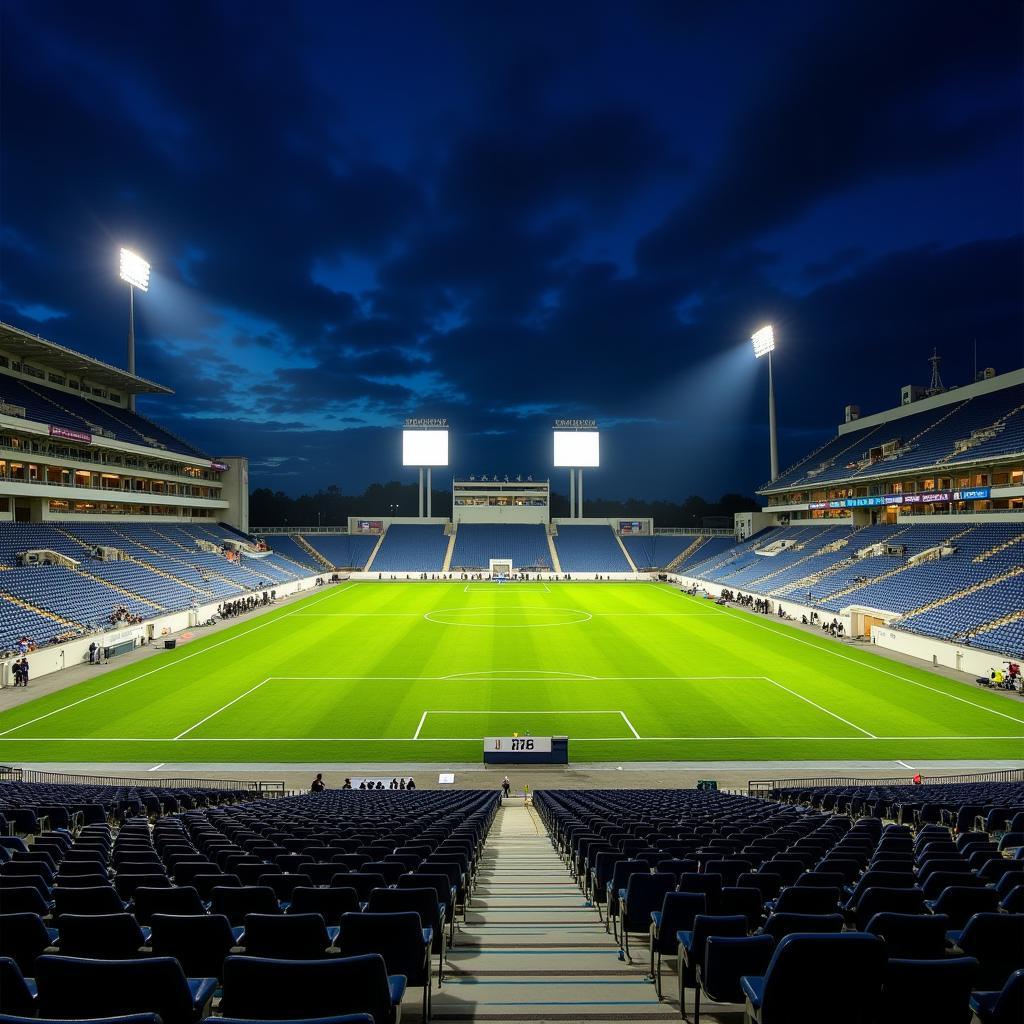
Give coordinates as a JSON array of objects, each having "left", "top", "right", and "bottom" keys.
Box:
[
  {"left": 402, "top": 418, "right": 449, "bottom": 518},
  {"left": 751, "top": 324, "right": 779, "bottom": 482},
  {"left": 119, "top": 247, "right": 150, "bottom": 412},
  {"left": 553, "top": 419, "right": 599, "bottom": 518}
]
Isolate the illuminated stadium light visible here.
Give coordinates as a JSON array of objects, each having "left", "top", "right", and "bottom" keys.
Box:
[
  {"left": 119, "top": 248, "right": 150, "bottom": 292},
  {"left": 751, "top": 324, "right": 774, "bottom": 358},
  {"left": 402, "top": 429, "right": 449, "bottom": 467},
  {"left": 553, "top": 430, "right": 599, "bottom": 468}
]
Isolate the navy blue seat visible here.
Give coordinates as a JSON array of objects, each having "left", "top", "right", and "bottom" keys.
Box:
[
  {"left": 150, "top": 914, "right": 242, "bottom": 982},
  {"left": 617, "top": 872, "right": 675, "bottom": 961},
  {"left": 210, "top": 886, "right": 280, "bottom": 927},
  {"left": 864, "top": 912, "right": 949, "bottom": 959},
  {"left": 0, "top": 957, "right": 36, "bottom": 1016},
  {"left": 970, "top": 968, "right": 1024, "bottom": 1024},
  {"left": 0, "top": 912, "right": 58, "bottom": 973},
  {"left": 58, "top": 913, "right": 147, "bottom": 959},
  {"left": 649, "top": 890, "right": 705, "bottom": 999},
  {"left": 877, "top": 957, "right": 978, "bottom": 1024},
  {"left": 220, "top": 953, "right": 406, "bottom": 1024},
  {"left": 132, "top": 886, "right": 206, "bottom": 924},
  {"left": 52, "top": 886, "right": 125, "bottom": 921},
  {"left": 925, "top": 885, "right": 999, "bottom": 928},
  {"left": 241, "top": 913, "right": 335, "bottom": 959},
  {"left": 0, "top": 1015, "right": 159, "bottom": 1024},
  {"left": 288, "top": 886, "right": 360, "bottom": 925},
  {"left": 851, "top": 886, "right": 926, "bottom": 929},
  {"left": 762, "top": 912, "right": 844, "bottom": 943},
  {"left": 336, "top": 911, "right": 433, "bottom": 1021},
  {"left": 367, "top": 886, "right": 447, "bottom": 983},
  {"left": 0, "top": 885, "right": 53, "bottom": 915},
  {"left": 676, "top": 913, "right": 747, "bottom": 995},
  {"left": 947, "top": 912, "right": 1024, "bottom": 990},
  {"left": 34, "top": 955, "right": 216, "bottom": 1024},
  {"left": 694, "top": 934, "right": 774, "bottom": 1024},
  {"left": 740, "top": 932, "right": 886, "bottom": 1024}
]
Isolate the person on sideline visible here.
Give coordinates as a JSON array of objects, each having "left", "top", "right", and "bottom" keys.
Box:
[
  {"left": 310, "top": 773, "right": 326, "bottom": 793},
  {"left": 502, "top": 776, "right": 511, "bottom": 798}
]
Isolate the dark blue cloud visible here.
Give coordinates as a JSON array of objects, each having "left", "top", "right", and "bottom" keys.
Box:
[{"left": 0, "top": 0, "right": 1020, "bottom": 500}]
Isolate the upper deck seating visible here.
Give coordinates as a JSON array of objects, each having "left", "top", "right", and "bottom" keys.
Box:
[{"left": 302, "top": 534, "right": 377, "bottom": 570}]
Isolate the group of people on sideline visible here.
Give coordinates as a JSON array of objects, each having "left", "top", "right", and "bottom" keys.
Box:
[
  {"left": 310, "top": 774, "right": 416, "bottom": 791},
  {"left": 217, "top": 591, "right": 275, "bottom": 619}
]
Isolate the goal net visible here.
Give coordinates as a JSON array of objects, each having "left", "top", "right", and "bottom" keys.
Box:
[{"left": 489, "top": 558, "right": 513, "bottom": 579}]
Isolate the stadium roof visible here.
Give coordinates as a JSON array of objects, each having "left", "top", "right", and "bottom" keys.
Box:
[{"left": 0, "top": 320, "right": 172, "bottom": 395}]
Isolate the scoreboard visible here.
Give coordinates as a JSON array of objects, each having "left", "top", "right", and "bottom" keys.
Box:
[{"left": 483, "top": 736, "right": 569, "bottom": 764}]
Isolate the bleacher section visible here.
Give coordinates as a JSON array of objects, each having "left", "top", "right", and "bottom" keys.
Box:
[
  {"left": 449, "top": 523, "right": 550, "bottom": 569},
  {"left": 301, "top": 534, "right": 377, "bottom": 570},
  {"left": 371, "top": 523, "right": 449, "bottom": 572},
  {"left": 0, "top": 522, "right": 319, "bottom": 650},
  {"left": 0, "top": 376, "right": 207, "bottom": 457},
  {"left": 765, "top": 383, "right": 1024, "bottom": 491},
  {"left": 262, "top": 535, "right": 321, "bottom": 571},
  {"left": 676, "top": 522, "right": 1024, "bottom": 658},
  {"left": 621, "top": 534, "right": 695, "bottom": 570},
  {"left": 537, "top": 785, "right": 1024, "bottom": 1020},
  {"left": 553, "top": 524, "right": 631, "bottom": 572}
]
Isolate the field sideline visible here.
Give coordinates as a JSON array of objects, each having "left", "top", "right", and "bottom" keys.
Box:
[{"left": 0, "top": 581, "right": 1021, "bottom": 764}]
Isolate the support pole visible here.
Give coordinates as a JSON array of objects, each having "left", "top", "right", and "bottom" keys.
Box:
[
  {"left": 569, "top": 470, "right": 575, "bottom": 520},
  {"left": 426, "top": 467, "right": 432, "bottom": 518},
  {"left": 127, "top": 285, "right": 136, "bottom": 412},
  {"left": 578, "top": 469, "right": 584, "bottom": 518},
  {"left": 768, "top": 350, "right": 779, "bottom": 482},
  {"left": 419, "top": 467, "right": 424, "bottom": 518}
]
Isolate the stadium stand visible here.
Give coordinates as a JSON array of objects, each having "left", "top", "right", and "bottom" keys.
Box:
[
  {"left": 553, "top": 524, "right": 631, "bottom": 572},
  {"left": 449, "top": 523, "right": 550, "bottom": 570},
  {"left": 261, "top": 535, "right": 321, "bottom": 572},
  {"left": 620, "top": 534, "right": 695, "bottom": 571},
  {"left": 302, "top": 533, "right": 384, "bottom": 570},
  {"left": 370, "top": 524, "right": 449, "bottom": 572},
  {"left": 535, "top": 784, "right": 1024, "bottom": 1018}
]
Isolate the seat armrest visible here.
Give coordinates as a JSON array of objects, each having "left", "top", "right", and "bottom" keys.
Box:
[
  {"left": 422, "top": 927, "right": 434, "bottom": 946},
  {"left": 945, "top": 929, "right": 963, "bottom": 947},
  {"left": 740, "top": 975, "right": 764, "bottom": 1009},
  {"left": 326, "top": 925, "right": 340, "bottom": 945},
  {"left": 651, "top": 910, "right": 662, "bottom": 929},
  {"left": 388, "top": 973, "right": 408, "bottom": 1005},
  {"left": 231, "top": 925, "right": 245, "bottom": 943},
  {"left": 188, "top": 977, "right": 219, "bottom": 1016}
]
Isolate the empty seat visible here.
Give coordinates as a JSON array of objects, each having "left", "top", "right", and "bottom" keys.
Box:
[
  {"left": 241, "top": 913, "right": 335, "bottom": 959},
  {"left": 150, "top": 914, "right": 241, "bottom": 982},
  {"left": 876, "top": 957, "right": 978, "bottom": 1024},
  {"left": 864, "top": 912, "right": 949, "bottom": 959},
  {"left": 694, "top": 934, "right": 775, "bottom": 1024},
  {"left": 970, "top": 968, "right": 1024, "bottom": 1024},
  {"left": 58, "top": 913, "right": 147, "bottom": 960},
  {"left": 0, "top": 912, "right": 57, "bottom": 973},
  {"left": 219, "top": 953, "right": 405, "bottom": 1024},
  {"left": 33, "top": 955, "right": 217, "bottom": 1024}
]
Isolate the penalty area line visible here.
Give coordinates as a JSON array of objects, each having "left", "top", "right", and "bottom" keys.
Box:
[{"left": 763, "top": 675, "right": 876, "bottom": 738}]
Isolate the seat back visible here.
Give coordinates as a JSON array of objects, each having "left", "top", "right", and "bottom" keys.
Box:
[
  {"left": 132, "top": 886, "right": 205, "bottom": 924},
  {"left": 864, "top": 912, "right": 949, "bottom": 959},
  {"left": 289, "top": 886, "right": 360, "bottom": 925},
  {"left": 0, "top": 912, "right": 53, "bottom": 974},
  {"left": 878, "top": 957, "right": 978, "bottom": 1024},
  {"left": 759, "top": 933, "right": 885, "bottom": 1024},
  {"left": 242, "top": 913, "right": 332, "bottom": 959},
  {"left": 150, "top": 913, "right": 237, "bottom": 982},
  {"left": 853, "top": 887, "right": 925, "bottom": 930},
  {"left": 956, "top": 913, "right": 1024, "bottom": 990},
  {"left": 220, "top": 953, "right": 392, "bottom": 1024},
  {"left": 763, "top": 912, "right": 844, "bottom": 942},
  {"left": 34, "top": 954, "right": 196, "bottom": 1024},
  {"left": 700, "top": 934, "right": 774, "bottom": 1004},
  {"left": 622, "top": 873, "right": 676, "bottom": 932},
  {"left": 58, "top": 913, "right": 145, "bottom": 959},
  {"left": 210, "top": 886, "right": 280, "bottom": 926},
  {"left": 336, "top": 911, "right": 429, "bottom": 986},
  {"left": 0, "top": 956, "right": 36, "bottom": 1016}
]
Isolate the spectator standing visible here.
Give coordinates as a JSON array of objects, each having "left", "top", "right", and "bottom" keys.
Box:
[
  {"left": 310, "top": 773, "right": 325, "bottom": 793},
  {"left": 501, "top": 776, "right": 511, "bottom": 798}
]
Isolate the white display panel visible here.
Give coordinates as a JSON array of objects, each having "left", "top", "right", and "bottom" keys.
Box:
[
  {"left": 483, "top": 737, "right": 553, "bottom": 753},
  {"left": 553, "top": 430, "right": 599, "bottom": 467},
  {"left": 403, "top": 429, "right": 449, "bottom": 466}
]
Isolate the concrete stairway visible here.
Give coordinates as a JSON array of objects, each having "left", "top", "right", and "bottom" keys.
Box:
[{"left": 429, "top": 800, "right": 680, "bottom": 1022}]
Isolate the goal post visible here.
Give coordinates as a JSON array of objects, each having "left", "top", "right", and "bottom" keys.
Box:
[{"left": 489, "top": 558, "right": 513, "bottom": 579}]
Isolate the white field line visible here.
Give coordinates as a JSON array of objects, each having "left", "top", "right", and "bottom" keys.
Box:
[
  {"left": 0, "top": 585, "right": 355, "bottom": 738},
  {"left": 147, "top": 763, "right": 165, "bottom": 771},
  {"left": 174, "top": 678, "right": 270, "bottom": 739},
  {"left": 592, "top": 612, "right": 722, "bottom": 617},
  {"left": 763, "top": 675, "right": 877, "bottom": 738},
  {"left": 264, "top": 674, "right": 765, "bottom": 681},
  {"left": 619, "top": 711, "right": 640, "bottom": 738},
  {"left": 463, "top": 583, "right": 551, "bottom": 592},
  {"left": 412, "top": 711, "right": 428, "bottom": 740},
  {"left": 701, "top": 598, "right": 1024, "bottom": 726},
  {"left": 895, "top": 760, "right": 915, "bottom": 769},
  {"left": 3, "top": 734, "right": 1022, "bottom": 742}
]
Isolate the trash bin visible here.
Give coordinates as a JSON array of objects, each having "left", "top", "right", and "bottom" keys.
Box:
[{"left": 164, "top": 639, "right": 177, "bottom": 650}]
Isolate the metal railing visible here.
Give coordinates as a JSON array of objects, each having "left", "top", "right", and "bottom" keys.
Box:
[
  {"left": 653, "top": 527, "right": 734, "bottom": 536},
  {"left": 250, "top": 527, "right": 349, "bottom": 535},
  {"left": 748, "top": 766, "right": 1024, "bottom": 796},
  {"left": 0, "top": 766, "right": 285, "bottom": 792}
]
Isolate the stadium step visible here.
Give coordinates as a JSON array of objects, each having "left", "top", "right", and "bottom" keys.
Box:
[
  {"left": 443, "top": 525, "right": 457, "bottom": 572},
  {"left": 363, "top": 525, "right": 388, "bottom": 572},
  {"left": 296, "top": 535, "right": 332, "bottom": 569},
  {"left": 972, "top": 529, "right": 1024, "bottom": 564},
  {"left": 430, "top": 800, "right": 680, "bottom": 1022},
  {"left": 665, "top": 535, "right": 705, "bottom": 572},
  {"left": 614, "top": 532, "right": 638, "bottom": 572},
  {"left": 546, "top": 532, "right": 562, "bottom": 573}
]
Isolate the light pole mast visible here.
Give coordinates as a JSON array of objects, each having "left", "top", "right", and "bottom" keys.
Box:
[
  {"left": 119, "top": 248, "right": 150, "bottom": 412},
  {"left": 752, "top": 325, "right": 779, "bottom": 482}
]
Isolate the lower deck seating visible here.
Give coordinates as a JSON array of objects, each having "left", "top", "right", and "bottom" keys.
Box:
[
  {"left": 302, "top": 534, "right": 377, "bottom": 570},
  {"left": 449, "top": 524, "right": 550, "bottom": 570},
  {"left": 553, "top": 525, "right": 630, "bottom": 572},
  {"left": 371, "top": 524, "right": 449, "bottom": 572}
]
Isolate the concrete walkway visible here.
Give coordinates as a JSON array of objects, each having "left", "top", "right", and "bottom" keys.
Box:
[{"left": 426, "top": 800, "right": 693, "bottom": 1022}]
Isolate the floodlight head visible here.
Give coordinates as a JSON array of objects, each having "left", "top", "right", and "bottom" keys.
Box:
[
  {"left": 751, "top": 324, "right": 774, "bottom": 358},
  {"left": 119, "top": 248, "right": 150, "bottom": 292}
]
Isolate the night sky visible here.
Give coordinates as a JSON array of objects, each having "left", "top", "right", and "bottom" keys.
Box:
[{"left": 1, "top": 2, "right": 1021, "bottom": 500}]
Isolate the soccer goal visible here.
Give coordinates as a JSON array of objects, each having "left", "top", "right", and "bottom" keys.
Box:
[{"left": 489, "top": 558, "right": 513, "bottom": 579}]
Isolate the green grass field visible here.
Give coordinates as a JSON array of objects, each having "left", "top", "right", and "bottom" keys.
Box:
[{"left": 0, "top": 581, "right": 1022, "bottom": 764}]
